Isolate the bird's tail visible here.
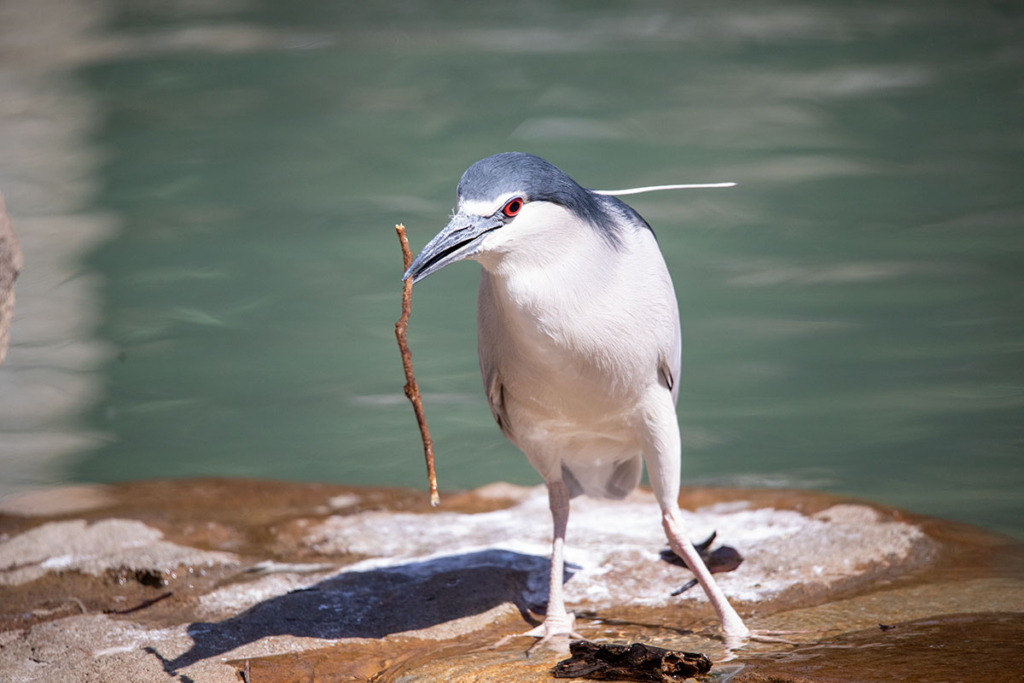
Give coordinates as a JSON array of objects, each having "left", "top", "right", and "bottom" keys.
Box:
[{"left": 561, "top": 455, "right": 642, "bottom": 500}]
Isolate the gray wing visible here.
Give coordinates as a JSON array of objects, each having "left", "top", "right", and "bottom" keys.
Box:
[
  {"left": 660, "top": 298, "right": 683, "bottom": 405},
  {"left": 477, "top": 269, "right": 513, "bottom": 439},
  {"left": 484, "top": 364, "right": 512, "bottom": 438}
]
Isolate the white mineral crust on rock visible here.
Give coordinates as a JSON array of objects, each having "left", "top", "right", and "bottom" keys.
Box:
[
  {"left": 0, "top": 518, "right": 239, "bottom": 585},
  {"left": 303, "top": 486, "right": 934, "bottom": 609}
]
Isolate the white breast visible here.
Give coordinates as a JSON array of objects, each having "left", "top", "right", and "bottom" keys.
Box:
[{"left": 473, "top": 202, "right": 681, "bottom": 471}]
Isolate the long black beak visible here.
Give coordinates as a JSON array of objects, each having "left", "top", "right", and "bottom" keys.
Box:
[{"left": 403, "top": 211, "right": 504, "bottom": 284}]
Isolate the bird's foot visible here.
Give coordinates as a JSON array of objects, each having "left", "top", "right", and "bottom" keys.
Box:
[
  {"left": 523, "top": 612, "right": 583, "bottom": 656},
  {"left": 719, "top": 626, "right": 750, "bottom": 653},
  {"left": 490, "top": 612, "right": 582, "bottom": 657},
  {"left": 719, "top": 627, "right": 811, "bottom": 652},
  {"left": 746, "top": 628, "right": 812, "bottom": 645}
]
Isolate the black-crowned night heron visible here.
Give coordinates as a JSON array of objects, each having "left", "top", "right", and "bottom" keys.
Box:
[{"left": 404, "top": 152, "right": 749, "bottom": 648}]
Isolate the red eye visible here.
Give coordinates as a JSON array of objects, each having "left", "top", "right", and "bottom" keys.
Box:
[{"left": 502, "top": 198, "right": 523, "bottom": 217}]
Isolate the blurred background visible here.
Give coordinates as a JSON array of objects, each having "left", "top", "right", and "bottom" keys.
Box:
[{"left": 0, "top": 1, "right": 1021, "bottom": 538}]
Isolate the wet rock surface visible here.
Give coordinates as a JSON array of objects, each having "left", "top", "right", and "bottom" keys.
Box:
[
  {"left": 0, "top": 478, "right": 1021, "bottom": 682},
  {"left": 734, "top": 611, "right": 1024, "bottom": 683}
]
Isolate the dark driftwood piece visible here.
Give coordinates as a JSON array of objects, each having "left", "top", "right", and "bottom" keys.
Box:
[
  {"left": 552, "top": 640, "right": 712, "bottom": 681},
  {"left": 394, "top": 224, "right": 440, "bottom": 506}
]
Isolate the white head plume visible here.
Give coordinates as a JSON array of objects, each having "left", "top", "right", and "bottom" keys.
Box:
[{"left": 594, "top": 182, "right": 736, "bottom": 196}]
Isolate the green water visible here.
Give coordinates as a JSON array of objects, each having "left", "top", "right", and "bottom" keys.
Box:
[{"left": 50, "top": 2, "right": 1024, "bottom": 536}]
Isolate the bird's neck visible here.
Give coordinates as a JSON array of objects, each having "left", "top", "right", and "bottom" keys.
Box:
[{"left": 477, "top": 235, "right": 622, "bottom": 339}]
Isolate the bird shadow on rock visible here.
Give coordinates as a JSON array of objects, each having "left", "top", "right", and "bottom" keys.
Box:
[{"left": 152, "top": 549, "right": 577, "bottom": 676}]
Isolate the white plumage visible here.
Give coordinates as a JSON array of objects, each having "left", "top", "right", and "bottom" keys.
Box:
[{"left": 476, "top": 200, "right": 679, "bottom": 500}]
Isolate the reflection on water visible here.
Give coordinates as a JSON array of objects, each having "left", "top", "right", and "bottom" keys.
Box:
[
  {"left": 0, "top": 0, "right": 116, "bottom": 496},
  {"left": 0, "top": 1, "right": 1022, "bottom": 538}
]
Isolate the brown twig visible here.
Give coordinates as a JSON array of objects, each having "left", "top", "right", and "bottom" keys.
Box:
[
  {"left": 103, "top": 591, "right": 173, "bottom": 615},
  {"left": 394, "top": 224, "right": 440, "bottom": 506}
]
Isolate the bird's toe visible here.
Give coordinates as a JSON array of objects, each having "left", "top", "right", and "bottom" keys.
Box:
[{"left": 487, "top": 612, "right": 583, "bottom": 656}]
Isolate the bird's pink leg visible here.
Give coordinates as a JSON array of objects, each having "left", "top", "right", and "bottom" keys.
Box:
[
  {"left": 497, "top": 479, "right": 582, "bottom": 654},
  {"left": 640, "top": 388, "right": 750, "bottom": 644},
  {"left": 662, "top": 507, "right": 750, "bottom": 642}
]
